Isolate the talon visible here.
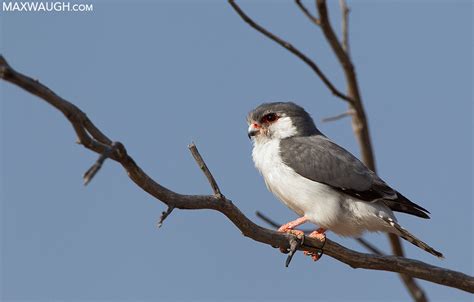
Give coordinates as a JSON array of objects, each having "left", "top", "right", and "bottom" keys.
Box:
[
  {"left": 288, "top": 229, "right": 304, "bottom": 237},
  {"left": 303, "top": 250, "right": 323, "bottom": 261},
  {"left": 279, "top": 229, "right": 305, "bottom": 253},
  {"left": 276, "top": 217, "right": 308, "bottom": 253},
  {"left": 308, "top": 228, "right": 326, "bottom": 242},
  {"left": 303, "top": 227, "right": 326, "bottom": 262}
]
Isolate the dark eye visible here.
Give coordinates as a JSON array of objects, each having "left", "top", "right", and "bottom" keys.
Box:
[{"left": 261, "top": 113, "right": 278, "bottom": 123}]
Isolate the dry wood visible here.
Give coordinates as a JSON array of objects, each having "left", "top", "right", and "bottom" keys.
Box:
[{"left": 1, "top": 55, "right": 473, "bottom": 294}]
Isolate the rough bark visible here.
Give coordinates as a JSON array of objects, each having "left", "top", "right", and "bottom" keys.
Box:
[{"left": 1, "top": 55, "right": 473, "bottom": 293}]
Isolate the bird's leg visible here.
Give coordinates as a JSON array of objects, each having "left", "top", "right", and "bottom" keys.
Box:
[
  {"left": 304, "top": 228, "right": 326, "bottom": 261},
  {"left": 308, "top": 228, "right": 326, "bottom": 241},
  {"left": 277, "top": 216, "right": 308, "bottom": 253},
  {"left": 277, "top": 216, "right": 308, "bottom": 234}
]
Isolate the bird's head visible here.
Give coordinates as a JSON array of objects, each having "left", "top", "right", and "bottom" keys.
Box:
[{"left": 247, "top": 102, "right": 319, "bottom": 142}]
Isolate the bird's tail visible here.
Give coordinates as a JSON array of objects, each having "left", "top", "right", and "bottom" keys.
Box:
[{"left": 383, "top": 217, "right": 444, "bottom": 258}]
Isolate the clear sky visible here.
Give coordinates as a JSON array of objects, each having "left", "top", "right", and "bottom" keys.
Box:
[{"left": 1, "top": 0, "right": 472, "bottom": 301}]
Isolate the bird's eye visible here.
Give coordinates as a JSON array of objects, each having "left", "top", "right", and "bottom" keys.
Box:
[{"left": 261, "top": 113, "right": 278, "bottom": 123}]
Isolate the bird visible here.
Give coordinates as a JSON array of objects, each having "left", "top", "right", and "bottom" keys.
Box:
[{"left": 247, "top": 101, "right": 443, "bottom": 260}]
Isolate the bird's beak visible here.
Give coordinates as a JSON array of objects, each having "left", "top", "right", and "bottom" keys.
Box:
[{"left": 247, "top": 123, "right": 260, "bottom": 139}]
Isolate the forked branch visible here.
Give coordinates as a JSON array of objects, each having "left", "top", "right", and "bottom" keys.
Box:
[
  {"left": 1, "top": 55, "right": 473, "bottom": 293},
  {"left": 228, "top": 0, "right": 353, "bottom": 104},
  {"left": 228, "top": 1, "right": 430, "bottom": 300},
  {"left": 188, "top": 143, "right": 224, "bottom": 199},
  {"left": 314, "top": 1, "right": 426, "bottom": 300}
]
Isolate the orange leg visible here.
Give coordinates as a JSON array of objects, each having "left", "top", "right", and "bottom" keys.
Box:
[
  {"left": 304, "top": 228, "right": 326, "bottom": 261},
  {"left": 278, "top": 216, "right": 308, "bottom": 233}
]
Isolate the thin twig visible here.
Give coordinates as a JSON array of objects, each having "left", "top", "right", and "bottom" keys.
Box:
[
  {"left": 157, "top": 206, "right": 175, "bottom": 228},
  {"left": 389, "top": 234, "right": 428, "bottom": 302},
  {"left": 339, "top": 0, "right": 350, "bottom": 55},
  {"left": 83, "top": 142, "right": 120, "bottom": 185},
  {"left": 1, "top": 55, "right": 473, "bottom": 293},
  {"left": 256, "top": 211, "right": 280, "bottom": 229},
  {"left": 295, "top": 0, "right": 320, "bottom": 25},
  {"left": 356, "top": 238, "right": 384, "bottom": 255},
  {"left": 321, "top": 109, "right": 355, "bottom": 123},
  {"left": 228, "top": 0, "right": 353, "bottom": 104},
  {"left": 188, "top": 143, "right": 224, "bottom": 199},
  {"left": 315, "top": 0, "right": 375, "bottom": 169}
]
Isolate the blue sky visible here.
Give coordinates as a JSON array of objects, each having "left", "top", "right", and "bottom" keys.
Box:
[{"left": 1, "top": 0, "right": 472, "bottom": 301}]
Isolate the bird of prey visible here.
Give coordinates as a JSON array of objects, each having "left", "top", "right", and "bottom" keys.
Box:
[{"left": 247, "top": 102, "right": 443, "bottom": 260}]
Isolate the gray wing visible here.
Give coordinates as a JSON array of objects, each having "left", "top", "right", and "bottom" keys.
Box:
[{"left": 279, "top": 135, "right": 430, "bottom": 218}]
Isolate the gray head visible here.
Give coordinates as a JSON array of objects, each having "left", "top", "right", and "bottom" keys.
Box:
[{"left": 247, "top": 102, "right": 319, "bottom": 140}]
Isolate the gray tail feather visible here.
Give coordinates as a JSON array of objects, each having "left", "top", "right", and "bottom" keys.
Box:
[{"left": 383, "top": 217, "right": 444, "bottom": 258}]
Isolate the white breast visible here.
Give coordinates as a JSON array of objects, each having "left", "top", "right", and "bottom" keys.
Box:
[
  {"left": 252, "top": 138, "right": 395, "bottom": 237},
  {"left": 252, "top": 138, "right": 343, "bottom": 228}
]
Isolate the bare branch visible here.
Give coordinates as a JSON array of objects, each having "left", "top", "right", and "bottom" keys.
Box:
[
  {"left": 388, "top": 234, "right": 428, "bottom": 302},
  {"left": 157, "top": 206, "right": 175, "bottom": 228},
  {"left": 1, "top": 56, "right": 473, "bottom": 293},
  {"left": 256, "top": 211, "right": 280, "bottom": 229},
  {"left": 356, "top": 238, "right": 384, "bottom": 256},
  {"left": 188, "top": 143, "right": 224, "bottom": 199},
  {"left": 339, "top": 0, "right": 350, "bottom": 54},
  {"left": 321, "top": 109, "right": 355, "bottom": 123},
  {"left": 256, "top": 210, "right": 384, "bottom": 256},
  {"left": 295, "top": 0, "right": 320, "bottom": 25},
  {"left": 228, "top": 0, "right": 353, "bottom": 104},
  {"left": 315, "top": 1, "right": 427, "bottom": 300},
  {"left": 315, "top": 0, "right": 375, "bottom": 170},
  {"left": 83, "top": 142, "right": 120, "bottom": 185}
]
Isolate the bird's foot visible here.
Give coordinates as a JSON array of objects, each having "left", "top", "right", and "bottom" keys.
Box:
[
  {"left": 278, "top": 229, "right": 305, "bottom": 254},
  {"left": 303, "top": 228, "right": 326, "bottom": 261},
  {"left": 277, "top": 217, "right": 308, "bottom": 254}
]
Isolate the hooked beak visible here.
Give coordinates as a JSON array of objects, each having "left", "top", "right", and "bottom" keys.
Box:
[{"left": 247, "top": 123, "right": 260, "bottom": 139}]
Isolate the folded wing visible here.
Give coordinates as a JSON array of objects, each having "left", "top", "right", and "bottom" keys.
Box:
[{"left": 279, "top": 135, "right": 430, "bottom": 219}]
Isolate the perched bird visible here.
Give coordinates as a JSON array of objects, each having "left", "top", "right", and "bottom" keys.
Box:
[{"left": 247, "top": 102, "right": 443, "bottom": 259}]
